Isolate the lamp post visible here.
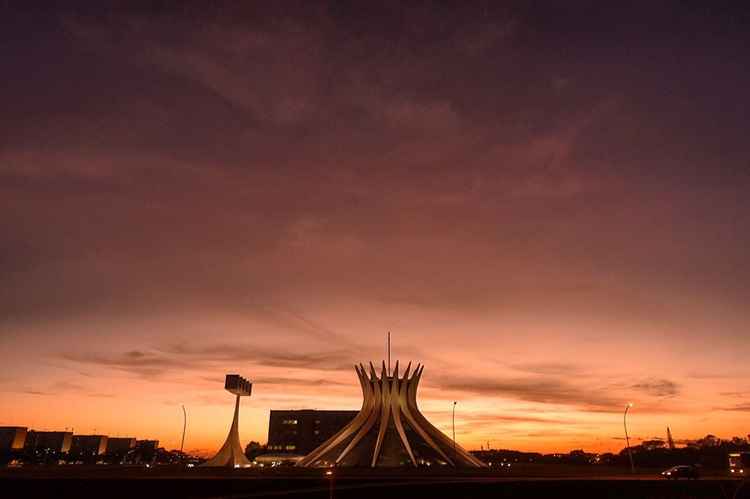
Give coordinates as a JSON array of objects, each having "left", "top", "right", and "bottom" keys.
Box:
[
  {"left": 325, "top": 468, "right": 335, "bottom": 499},
  {"left": 180, "top": 405, "right": 187, "bottom": 455},
  {"left": 452, "top": 401, "right": 457, "bottom": 462},
  {"left": 624, "top": 403, "right": 635, "bottom": 473}
]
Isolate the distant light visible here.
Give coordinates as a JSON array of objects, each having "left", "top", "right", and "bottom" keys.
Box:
[
  {"left": 186, "top": 464, "right": 195, "bottom": 468},
  {"left": 325, "top": 470, "right": 333, "bottom": 476},
  {"left": 234, "top": 464, "right": 240, "bottom": 469}
]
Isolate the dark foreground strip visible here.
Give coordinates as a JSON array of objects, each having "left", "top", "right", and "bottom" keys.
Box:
[{"left": 2, "top": 478, "right": 745, "bottom": 499}]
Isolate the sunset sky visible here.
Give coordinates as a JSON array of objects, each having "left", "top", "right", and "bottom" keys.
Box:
[{"left": 2, "top": 2, "right": 749, "bottom": 457}]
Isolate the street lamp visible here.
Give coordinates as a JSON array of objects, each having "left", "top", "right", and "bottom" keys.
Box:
[
  {"left": 325, "top": 467, "right": 335, "bottom": 499},
  {"left": 452, "top": 401, "right": 457, "bottom": 461},
  {"left": 180, "top": 405, "right": 187, "bottom": 455},
  {"left": 624, "top": 403, "right": 635, "bottom": 473}
]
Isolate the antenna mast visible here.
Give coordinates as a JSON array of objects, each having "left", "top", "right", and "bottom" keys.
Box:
[{"left": 387, "top": 331, "right": 391, "bottom": 375}]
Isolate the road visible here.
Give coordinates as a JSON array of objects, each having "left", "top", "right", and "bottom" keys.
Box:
[{"left": 1, "top": 466, "right": 746, "bottom": 499}]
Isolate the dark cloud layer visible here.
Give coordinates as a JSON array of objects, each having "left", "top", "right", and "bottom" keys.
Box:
[{"left": 2, "top": 2, "right": 750, "bottom": 333}]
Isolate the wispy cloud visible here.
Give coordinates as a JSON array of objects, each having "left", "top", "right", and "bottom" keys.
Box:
[
  {"left": 509, "top": 362, "right": 588, "bottom": 377},
  {"left": 20, "top": 389, "right": 48, "bottom": 396},
  {"left": 10, "top": 380, "right": 112, "bottom": 399},
  {"left": 423, "top": 410, "right": 580, "bottom": 426},
  {"left": 719, "top": 403, "right": 750, "bottom": 412},
  {"left": 719, "top": 391, "right": 749, "bottom": 398},
  {"left": 631, "top": 378, "right": 680, "bottom": 397},
  {"left": 60, "top": 343, "right": 372, "bottom": 380},
  {"left": 687, "top": 371, "right": 736, "bottom": 380},
  {"left": 430, "top": 374, "right": 624, "bottom": 412},
  {"left": 427, "top": 371, "right": 686, "bottom": 414}
]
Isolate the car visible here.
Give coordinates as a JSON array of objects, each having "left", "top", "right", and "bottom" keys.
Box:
[
  {"left": 729, "top": 452, "right": 749, "bottom": 476},
  {"left": 661, "top": 465, "right": 699, "bottom": 480}
]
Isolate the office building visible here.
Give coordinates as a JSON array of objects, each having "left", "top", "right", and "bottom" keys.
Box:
[
  {"left": 70, "top": 435, "right": 109, "bottom": 461},
  {"left": 106, "top": 437, "right": 136, "bottom": 454},
  {"left": 24, "top": 431, "right": 73, "bottom": 462},
  {"left": 105, "top": 437, "right": 136, "bottom": 463},
  {"left": 132, "top": 439, "right": 159, "bottom": 463},
  {"left": 267, "top": 410, "right": 357, "bottom": 455},
  {"left": 0, "top": 427, "right": 27, "bottom": 452}
]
